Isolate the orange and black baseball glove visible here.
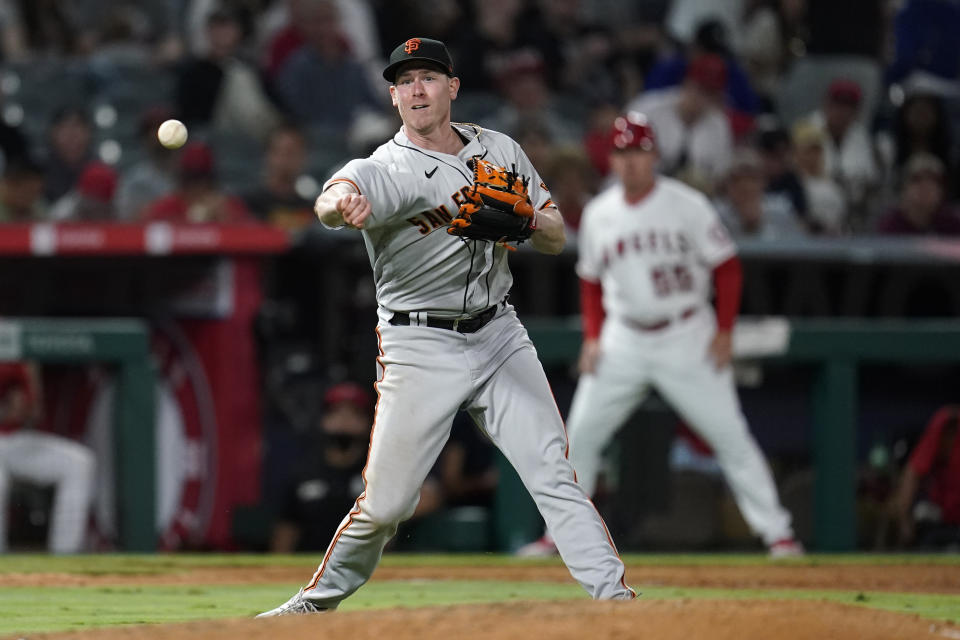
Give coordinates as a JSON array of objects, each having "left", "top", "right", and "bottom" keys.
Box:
[{"left": 448, "top": 156, "right": 536, "bottom": 247}]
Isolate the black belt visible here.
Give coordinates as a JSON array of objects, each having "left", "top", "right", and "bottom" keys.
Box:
[
  {"left": 624, "top": 306, "right": 698, "bottom": 332},
  {"left": 389, "top": 302, "right": 502, "bottom": 334}
]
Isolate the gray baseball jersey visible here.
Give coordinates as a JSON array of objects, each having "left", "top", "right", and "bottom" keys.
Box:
[
  {"left": 256, "top": 123, "right": 638, "bottom": 613},
  {"left": 324, "top": 123, "right": 555, "bottom": 316}
]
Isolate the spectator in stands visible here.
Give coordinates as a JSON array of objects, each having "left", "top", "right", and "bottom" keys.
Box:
[
  {"left": 270, "top": 382, "right": 441, "bottom": 552},
  {"left": 240, "top": 123, "right": 314, "bottom": 231},
  {"left": 886, "top": 85, "right": 954, "bottom": 193},
  {"left": 141, "top": 142, "right": 254, "bottom": 224},
  {"left": 524, "top": 0, "right": 617, "bottom": 98},
  {"left": 891, "top": 405, "right": 960, "bottom": 550},
  {"left": 261, "top": 0, "right": 308, "bottom": 79},
  {"left": 715, "top": 147, "right": 805, "bottom": 240},
  {"left": 0, "top": 361, "right": 95, "bottom": 553},
  {"left": 876, "top": 153, "right": 960, "bottom": 236},
  {"left": 737, "top": 0, "right": 808, "bottom": 107},
  {"left": 175, "top": 8, "right": 281, "bottom": 142},
  {"left": 663, "top": 0, "right": 745, "bottom": 48},
  {"left": 544, "top": 145, "right": 597, "bottom": 237},
  {"left": 3, "top": 0, "right": 90, "bottom": 59},
  {"left": 260, "top": 0, "right": 384, "bottom": 87},
  {"left": 796, "top": 79, "right": 881, "bottom": 228},
  {"left": 628, "top": 54, "right": 735, "bottom": 195},
  {"left": 272, "top": 0, "right": 382, "bottom": 132},
  {"left": 792, "top": 121, "right": 846, "bottom": 234},
  {"left": 646, "top": 18, "right": 762, "bottom": 134},
  {"left": 115, "top": 106, "right": 179, "bottom": 221},
  {"left": 755, "top": 118, "right": 808, "bottom": 224},
  {"left": 582, "top": 98, "right": 621, "bottom": 178},
  {"left": 41, "top": 107, "right": 94, "bottom": 204},
  {"left": 184, "top": 0, "right": 258, "bottom": 58},
  {"left": 48, "top": 162, "right": 118, "bottom": 221},
  {"left": 0, "top": 156, "right": 45, "bottom": 222},
  {"left": 513, "top": 119, "right": 556, "bottom": 185},
  {"left": 573, "top": 3, "right": 662, "bottom": 103},
  {"left": 85, "top": 4, "right": 155, "bottom": 70},
  {"left": 483, "top": 52, "right": 581, "bottom": 144},
  {"left": 450, "top": 0, "right": 544, "bottom": 93}
]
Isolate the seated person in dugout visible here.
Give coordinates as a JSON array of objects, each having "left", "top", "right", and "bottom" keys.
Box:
[
  {"left": 270, "top": 382, "right": 441, "bottom": 552},
  {"left": 891, "top": 405, "right": 960, "bottom": 550}
]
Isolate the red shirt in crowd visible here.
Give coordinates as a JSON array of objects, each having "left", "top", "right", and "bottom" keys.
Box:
[
  {"left": 876, "top": 207, "right": 960, "bottom": 235},
  {"left": 908, "top": 406, "right": 960, "bottom": 524},
  {"left": 143, "top": 193, "right": 255, "bottom": 225}
]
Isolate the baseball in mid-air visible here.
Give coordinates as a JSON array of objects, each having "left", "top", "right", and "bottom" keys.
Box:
[{"left": 157, "top": 119, "right": 188, "bottom": 149}]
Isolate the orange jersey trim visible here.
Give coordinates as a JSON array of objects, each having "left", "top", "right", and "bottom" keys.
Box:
[
  {"left": 326, "top": 178, "right": 362, "bottom": 195},
  {"left": 305, "top": 325, "right": 384, "bottom": 592},
  {"left": 545, "top": 376, "right": 635, "bottom": 599}
]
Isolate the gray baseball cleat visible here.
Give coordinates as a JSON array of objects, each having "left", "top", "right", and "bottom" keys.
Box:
[{"left": 256, "top": 587, "right": 329, "bottom": 617}]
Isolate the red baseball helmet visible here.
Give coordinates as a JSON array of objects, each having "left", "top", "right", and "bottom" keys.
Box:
[{"left": 611, "top": 112, "right": 656, "bottom": 151}]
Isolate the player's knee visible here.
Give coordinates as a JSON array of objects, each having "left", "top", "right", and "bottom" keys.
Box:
[
  {"left": 361, "top": 493, "right": 418, "bottom": 528},
  {"left": 711, "top": 433, "right": 758, "bottom": 466},
  {"left": 62, "top": 445, "right": 96, "bottom": 486}
]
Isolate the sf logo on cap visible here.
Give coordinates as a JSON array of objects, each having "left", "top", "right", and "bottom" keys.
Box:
[{"left": 404, "top": 38, "right": 421, "bottom": 54}]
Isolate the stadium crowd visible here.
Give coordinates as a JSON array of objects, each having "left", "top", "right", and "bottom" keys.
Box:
[
  {"left": 1, "top": 0, "right": 960, "bottom": 554},
  {"left": 0, "top": 0, "right": 957, "bottom": 237}
]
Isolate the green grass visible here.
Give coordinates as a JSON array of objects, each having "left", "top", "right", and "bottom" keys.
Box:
[
  {"left": 1, "top": 551, "right": 958, "bottom": 575},
  {"left": 0, "top": 581, "right": 586, "bottom": 635},
  {"left": 1, "top": 553, "right": 959, "bottom": 636}
]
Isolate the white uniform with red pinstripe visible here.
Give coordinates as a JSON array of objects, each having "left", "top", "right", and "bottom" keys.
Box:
[
  {"left": 518, "top": 113, "right": 801, "bottom": 559},
  {"left": 260, "top": 123, "right": 634, "bottom": 614},
  {"left": 566, "top": 177, "right": 795, "bottom": 547}
]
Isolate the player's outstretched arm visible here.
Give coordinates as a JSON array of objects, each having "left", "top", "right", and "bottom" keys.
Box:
[
  {"left": 530, "top": 207, "right": 565, "bottom": 255},
  {"left": 315, "top": 182, "right": 372, "bottom": 229}
]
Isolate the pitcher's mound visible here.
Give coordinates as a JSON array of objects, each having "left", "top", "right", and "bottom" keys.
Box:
[{"left": 41, "top": 599, "right": 955, "bottom": 640}]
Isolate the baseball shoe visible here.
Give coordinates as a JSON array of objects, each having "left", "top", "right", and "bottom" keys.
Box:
[
  {"left": 514, "top": 534, "right": 558, "bottom": 557},
  {"left": 768, "top": 537, "right": 805, "bottom": 559},
  {"left": 256, "top": 588, "right": 329, "bottom": 617}
]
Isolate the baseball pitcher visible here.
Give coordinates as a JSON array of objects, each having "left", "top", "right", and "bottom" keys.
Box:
[{"left": 257, "top": 37, "right": 635, "bottom": 617}]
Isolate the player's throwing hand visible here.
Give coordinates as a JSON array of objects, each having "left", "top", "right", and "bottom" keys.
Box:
[{"left": 337, "top": 193, "right": 372, "bottom": 228}]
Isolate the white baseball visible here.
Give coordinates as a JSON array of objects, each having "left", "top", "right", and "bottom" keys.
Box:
[{"left": 157, "top": 119, "right": 188, "bottom": 149}]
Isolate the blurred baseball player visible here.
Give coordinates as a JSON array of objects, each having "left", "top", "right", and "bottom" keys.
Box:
[
  {"left": 0, "top": 361, "right": 95, "bottom": 553},
  {"left": 257, "top": 37, "right": 635, "bottom": 617},
  {"left": 518, "top": 112, "right": 803, "bottom": 559}
]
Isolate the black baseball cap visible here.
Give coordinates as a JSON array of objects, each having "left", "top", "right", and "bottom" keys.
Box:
[{"left": 382, "top": 37, "right": 454, "bottom": 83}]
